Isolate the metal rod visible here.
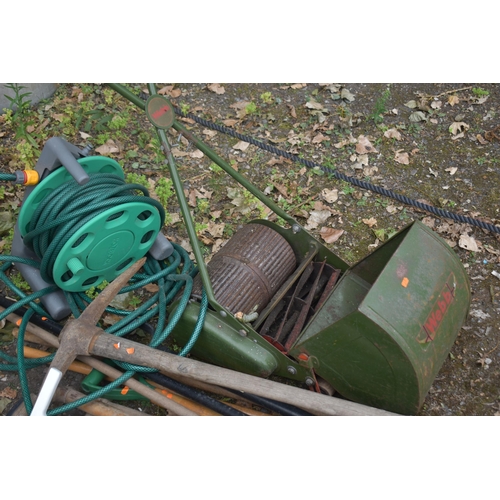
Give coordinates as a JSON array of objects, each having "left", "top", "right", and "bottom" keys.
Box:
[
  {"left": 172, "top": 120, "right": 296, "bottom": 225},
  {"left": 107, "top": 83, "right": 146, "bottom": 110},
  {"left": 108, "top": 83, "right": 297, "bottom": 223},
  {"left": 110, "top": 83, "right": 216, "bottom": 305}
]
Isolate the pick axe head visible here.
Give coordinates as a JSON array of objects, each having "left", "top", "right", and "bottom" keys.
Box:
[{"left": 30, "top": 257, "right": 147, "bottom": 416}]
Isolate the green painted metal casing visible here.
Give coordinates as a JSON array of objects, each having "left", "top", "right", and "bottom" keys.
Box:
[{"left": 288, "top": 220, "right": 471, "bottom": 415}]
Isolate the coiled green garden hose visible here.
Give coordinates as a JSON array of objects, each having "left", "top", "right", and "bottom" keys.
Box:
[{"left": 0, "top": 172, "right": 208, "bottom": 415}]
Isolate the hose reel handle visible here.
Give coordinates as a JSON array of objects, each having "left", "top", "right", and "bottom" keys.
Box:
[{"left": 36, "top": 137, "right": 90, "bottom": 185}]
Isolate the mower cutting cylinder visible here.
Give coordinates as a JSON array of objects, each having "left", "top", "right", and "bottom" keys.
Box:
[{"left": 191, "top": 223, "right": 296, "bottom": 315}]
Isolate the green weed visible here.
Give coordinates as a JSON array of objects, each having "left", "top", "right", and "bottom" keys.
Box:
[
  {"left": 245, "top": 102, "right": 258, "bottom": 115},
  {"left": 180, "top": 102, "right": 190, "bottom": 115},
  {"left": 209, "top": 162, "right": 223, "bottom": 174},
  {"left": 472, "top": 87, "right": 489, "bottom": 97},
  {"left": 9, "top": 271, "right": 31, "bottom": 292},
  {"left": 369, "top": 87, "right": 391, "bottom": 124},
  {"left": 2, "top": 83, "right": 38, "bottom": 148},
  {"left": 341, "top": 182, "right": 355, "bottom": 195},
  {"left": 197, "top": 198, "right": 210, "bottom": 214},
  {"left": 260, "top": 92, "right": 273, "bottom": 104},
  {"left": 155, "top": 177, "right": 174, "bottom": 207},
  {"left": 108, "top": 112, "right": 130, "bottom": 131},
  {"left": 85, "top": 280, "right": 109, "bottom": 300},
  {"left": 373, "top": 227, "right": 397, "bottom": 242},
  {"left": 126, "top": 172, "right": 149, "bottom": 188}
]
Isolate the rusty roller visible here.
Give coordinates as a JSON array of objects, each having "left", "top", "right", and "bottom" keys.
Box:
[{"left": 192, "top": 224, "right": 296, "bottom": 315}]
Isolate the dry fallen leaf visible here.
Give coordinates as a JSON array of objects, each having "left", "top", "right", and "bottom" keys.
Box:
[
  {"left": 384, "top": 128, "right": 402, "bottom": 140},
  {"left": 305, "top": 210, "right": 331, "bottom": 230},
  {"left": 158, "top": 85, "right": 181, "bottom": 98},
  {"left": 223, "top": 119, "right": 238, "bottom": 127},
  {"left": 449, "top": 121, "right": 469, "bottom": 136},
  {"left": 206, "top": 221, "right": 225, "bottom": 238},
  {"left": 363, "top": 166, "right": 378, "bottom": 177},
  {"left": 319, "top": 227, "right": 344, "bottom": 244},
  {"left": 0, "top": 387, "right": 17, "bottom": 399},
  {"left": 187, "top": 189, "right": 197, "bottom": 207},
  {"left": 394, "top": 150, "right": 410, "bottom": 165},
  {"left": 169, "top": 213, "right": 181, "bottom": 224},
  {"left": 421, "top": 216, "right": 435, "bottom": 229},
  {"left": 287, "top": 104, "right": 297, "bottom": 118},
  {"left": 95, "top": 139, "right": 119, "bottom": 155},
  {"left": 356, "top": 135, "right": 378, "bottom": 154},
  {"left": 202, "top": 129, "right": 217, "bottom": 139},
  {"left": 409, "top": 111, "right": 428, "bottom": 122},
  {"left": 210, "top": 239, "right": 227, "bottom": 256},
  {"left": 172, "top": 147, "right": 189, "bottom": 158},
  {"left": 272, "top": 182, "right": 290, "bottom": 198},
  {"left": 230, "top": 100, "right": 251, "bottom": 110},
  {"left": 321, "top": 188, "right": 338, "bottom": 204},
  {"left": 207, "top": 83, "right": 225, "bottom": 95},
  {"left": 190, "top": 150, "right": 204, "bottom": 159},
  {"left": 448, "top": 95, "right": 460, "bottom": 106},
  {"left": 179, "top": 239, "right": 194, "bottom": 260},
  {"left": 334, "top": 134, "right": 357, "bottom": 148},
  {"left": 312, "top": 133, "right": 326, "bottom": 144},
  {"left": 158, "top": 85, "right": 173, "bottom": 95},
  {"left": 362, "top": 217, "right": 377, "bottom": 228},
  {"left": 305, "top": 99, "right": 328, "bottom": 112},
  {"left": 233, "top": 140, "right": 250, "bottom": 151},
  {"left": 340, "top": 88, "right": 355, "bottom": 102},
  {"left": 445, "top": 167, "right": 458, "bottom": 175},
  {"left": 459, "top": 234, "right": 479, "bottom": 252}
]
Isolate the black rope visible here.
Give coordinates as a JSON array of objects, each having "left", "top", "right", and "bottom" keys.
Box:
[{"left": 170, "top": 104, "right": 500, "bottom": 236}]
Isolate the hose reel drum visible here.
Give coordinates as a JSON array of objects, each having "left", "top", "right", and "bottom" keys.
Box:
[
  {"left": 12, "top": 137, "right": 172, "bottom": 319},
  {"left": 18, "top": 155, "right": 162, "bottom": 292}
]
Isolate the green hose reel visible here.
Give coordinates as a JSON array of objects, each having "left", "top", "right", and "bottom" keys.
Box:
[{"left": 18, "top": 156, "right": 162, "bottom": 292}]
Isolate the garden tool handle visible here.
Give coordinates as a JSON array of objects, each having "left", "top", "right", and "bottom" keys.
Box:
[{"left": 30, "top": 367, "right": 63, "bottom": 416}]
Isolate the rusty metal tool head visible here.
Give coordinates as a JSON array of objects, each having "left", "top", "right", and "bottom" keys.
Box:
[{"left": 30, "top": 258, "right": 146, "bottom": 416}]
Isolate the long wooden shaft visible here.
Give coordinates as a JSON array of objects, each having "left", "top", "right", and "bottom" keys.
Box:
[
  {"left": 91, "top": 332, "right": 398, "bottom": 417},
  {"left": 52, "top": 387, "right": 149, "bottom": 417}
]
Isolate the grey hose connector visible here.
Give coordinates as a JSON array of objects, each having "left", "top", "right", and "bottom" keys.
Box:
[{"left": 14, "top": 171, "right": 26, "bottom": 184}]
